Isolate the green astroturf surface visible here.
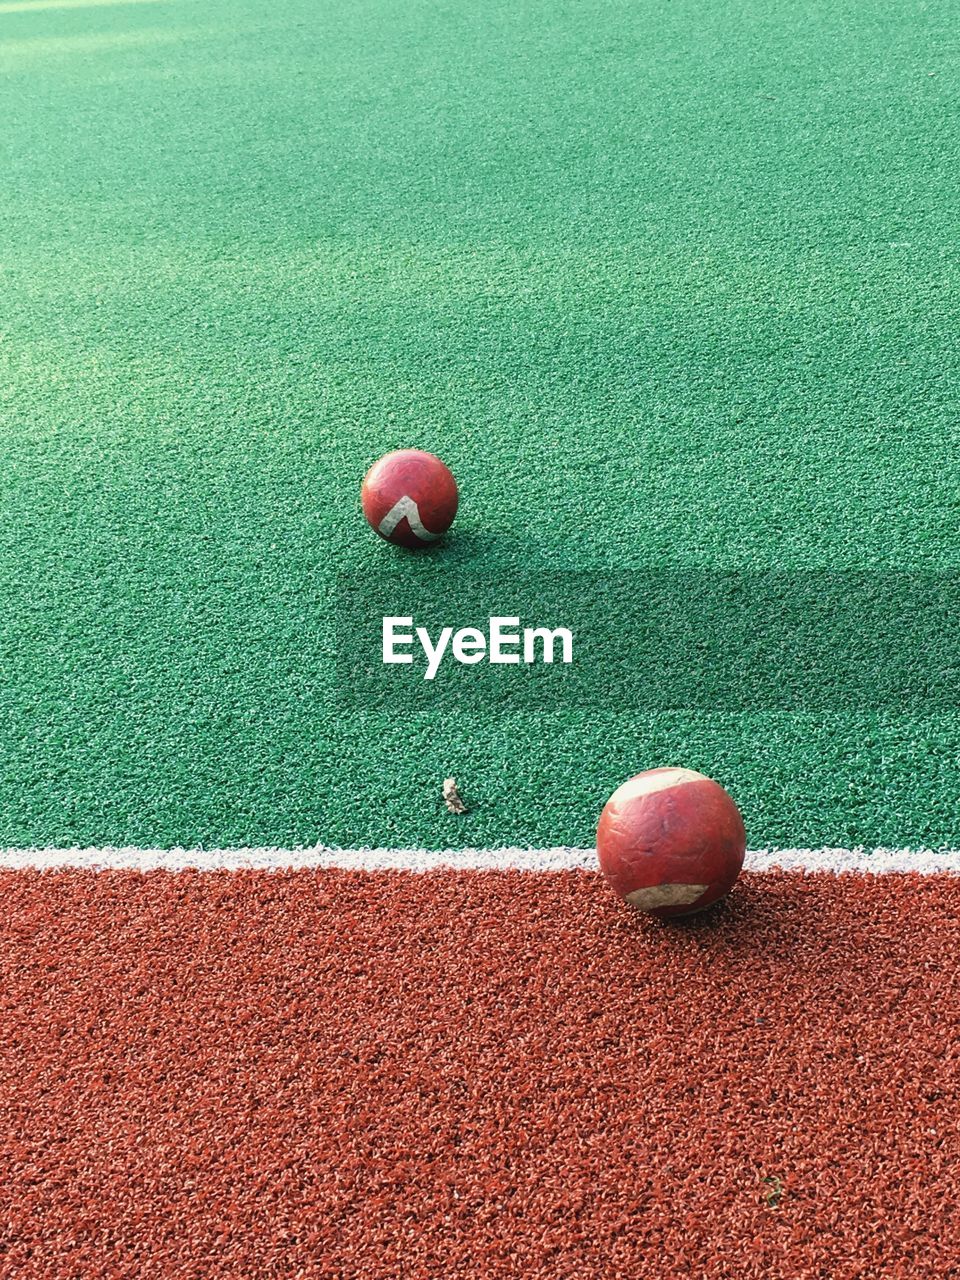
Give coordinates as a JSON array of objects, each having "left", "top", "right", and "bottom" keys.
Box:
[{"left": 2, "top": 0, "right": 959, "bottom": 849}]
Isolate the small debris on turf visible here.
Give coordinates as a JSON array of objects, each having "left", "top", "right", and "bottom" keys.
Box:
[
  {"left": 443, "top": 777, "right": 468, "bottom": 814},
  {"left": 761, "top": 1173, "right": 786, "bottom": 1209}
]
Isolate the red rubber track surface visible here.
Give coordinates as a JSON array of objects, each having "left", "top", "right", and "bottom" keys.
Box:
[{"left": 1, "top": 870, "right": 957, "bottom": 1279}]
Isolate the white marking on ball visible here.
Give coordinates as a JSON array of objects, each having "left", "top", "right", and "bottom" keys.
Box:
[
  {"left": 625, "top": 882, "right": 710, "bottom": 910},
  {"left": 610, "top": 768, "right": 709, "bottom": 805},
  {"left": 377, "top": 495, "right": 440, "bottom": 541}
]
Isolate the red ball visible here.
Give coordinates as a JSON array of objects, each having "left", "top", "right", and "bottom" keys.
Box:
[
  {"left": 361, "top": 449, "right": 459, "bottom": 548},
  {"left": 597, "top": 768, "right": 746, "bottom": 918}
]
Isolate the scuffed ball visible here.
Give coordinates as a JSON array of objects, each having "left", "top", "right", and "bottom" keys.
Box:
[
  {"left": 597, "top": 767, "right": 746, "bottom": 918},
  {"left": 361, "top": 449, "right": 458, "bottom": 548}
]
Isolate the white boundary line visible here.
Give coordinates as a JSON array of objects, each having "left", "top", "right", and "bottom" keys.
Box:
[{"left": 0, "top": 846, "right": 959, "bottom": 873}]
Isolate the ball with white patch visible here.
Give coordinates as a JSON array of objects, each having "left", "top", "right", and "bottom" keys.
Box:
[
  {"left": 361, "top": 449, "right": 458, "bottom": 548},
  {"left": 597, "top": 768, "right": 746, "bottom": 918}
]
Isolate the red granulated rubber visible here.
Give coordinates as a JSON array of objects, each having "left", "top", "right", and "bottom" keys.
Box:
[{"left": 0, "top": 870, "right": 958, "bottom": 1279}]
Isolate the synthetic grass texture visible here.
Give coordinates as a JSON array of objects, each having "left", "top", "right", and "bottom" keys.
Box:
[
  {"left": 2, "top": 0, "right": 960, "bottom": 848},
  {"left": 0, "top": 869, "right": 958, "bottom": 1278}
]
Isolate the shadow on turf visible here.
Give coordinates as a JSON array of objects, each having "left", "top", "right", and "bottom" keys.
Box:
[
  {"left": 615, "top": 879, "right": 809, "bottom": 956},
  {"left": 383, "top": 527, "right": 519, "bottom": 567}
]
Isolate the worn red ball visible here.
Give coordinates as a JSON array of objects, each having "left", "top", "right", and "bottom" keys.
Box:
[
  {"left": 361, "top": 449, "right": 458, "bottom": 548},
  {"left": 597, "top": 767, "right": 746, "bottom": 918}
]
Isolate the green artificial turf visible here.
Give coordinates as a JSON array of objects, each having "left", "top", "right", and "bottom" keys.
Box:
[{"left": 2, "top": 0, "right": 959, "bottom": 849}]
